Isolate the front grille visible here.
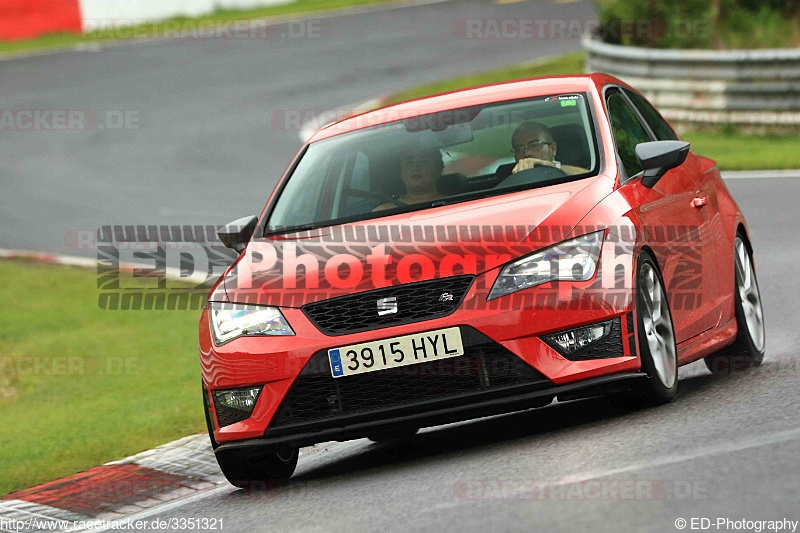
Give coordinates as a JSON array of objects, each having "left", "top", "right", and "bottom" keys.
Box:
[
  {"left": 267, "top": 326, "right": 551, "bottom": 431},
  {"left": 302, "top": 276, "right": 474, "bottom": 336}
]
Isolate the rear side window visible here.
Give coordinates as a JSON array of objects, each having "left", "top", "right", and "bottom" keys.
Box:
[
  {"left": 606, "top": 92, "right": 653, "bottom": 178},
  {"left": 624, "top": 89, "right": 679, "bottom": 141}
]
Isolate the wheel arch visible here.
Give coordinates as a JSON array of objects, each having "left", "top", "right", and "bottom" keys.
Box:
[{"left": 736, "top": 223, "right": 753, "bottom": 257}]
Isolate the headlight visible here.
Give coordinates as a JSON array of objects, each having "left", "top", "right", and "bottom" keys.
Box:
[
  {"left": 209, "top": 302, "right": 294, "bottom": 345},
  {"left": 487, "top": 230, "right": 604, "bottom": 300}
]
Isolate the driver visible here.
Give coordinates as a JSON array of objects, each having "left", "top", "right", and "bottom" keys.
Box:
[
  {"left": 373, "top": 147, "right": 445, "bottom": 211},
  {"left": 511, "top": 121, "right": 588, "bottom": 175}
]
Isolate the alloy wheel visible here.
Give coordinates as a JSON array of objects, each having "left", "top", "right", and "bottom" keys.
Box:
[
  {"left": 735, "top": 237, "right": 765, "bottom": 352},
  {"left": 640, "top": 262, "right": 677, "bottom": 389}
]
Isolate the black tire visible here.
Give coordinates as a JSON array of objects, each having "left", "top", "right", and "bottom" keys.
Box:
[
  {"left": 612, "top": 252, "right": 678, "bottom": 407},
  {"left": 215, "top": 446, "right": 299, "bottom": 489},
  {"left": 704, "top": 233, "right": 765, "bottom": 375},
  {"left": 367, "top": 427, "right": 419, "bottom": 443}
]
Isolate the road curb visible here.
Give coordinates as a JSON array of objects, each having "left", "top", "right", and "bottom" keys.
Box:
[
  {"left": 0, "top": 434, "right": 224, "bottom": 532},
  {"left": 0, "top": 434, "right": 339, "bottom": 532}
]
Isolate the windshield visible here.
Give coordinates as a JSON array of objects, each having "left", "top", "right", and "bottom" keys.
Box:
[{"left": 266, "top": 93, "right": 599, "bottom": 234}]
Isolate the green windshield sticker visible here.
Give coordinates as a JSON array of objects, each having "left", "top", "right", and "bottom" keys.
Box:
[{"left": 561, "top": 100, "right": 577, "bottom": 107}]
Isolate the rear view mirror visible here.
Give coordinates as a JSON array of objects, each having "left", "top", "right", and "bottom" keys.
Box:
[
  {"left": 416, "top": 125, "right": 475, "bottom": 150},
  {"left": 217, "top": 215, "right": 258, "bottom": 253},
  {"left": 635, "top": 141, "right": 690, "bottom": 187}
]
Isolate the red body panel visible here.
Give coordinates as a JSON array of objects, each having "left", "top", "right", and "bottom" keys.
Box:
[{"left": 201, "top": 74, "right": 748, "bottom": 444}]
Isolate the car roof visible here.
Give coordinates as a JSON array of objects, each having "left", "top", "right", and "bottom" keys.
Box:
[{"left": 306, "top": 74, "right": 622, "bottom": 143}]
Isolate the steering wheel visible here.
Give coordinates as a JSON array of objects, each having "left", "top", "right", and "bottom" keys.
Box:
[{"left": 495, "top": 164, "right": 568, "bottom": 188}]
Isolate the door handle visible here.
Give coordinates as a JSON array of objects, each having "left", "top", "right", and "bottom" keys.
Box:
[{"left": 691, "top": 197, "right": 708, "bottom": 208}]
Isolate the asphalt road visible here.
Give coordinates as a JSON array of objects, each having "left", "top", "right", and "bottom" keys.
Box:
[
  {"left": 3, "top": 0, "right": 799, "bottom": 530},
  {"left": 144, "top": 177, "right": 800, "bottom": 531},
  {"left": 0, "top": 0, "right": 594, "bottom": 256}
]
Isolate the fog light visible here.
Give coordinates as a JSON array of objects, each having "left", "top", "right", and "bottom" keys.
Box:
[
  {"left": 213, "top": 386, "right": 262, "bottom": 413},
  {"left": 543, "top": 321, "right": 613, "bottom": 355}
]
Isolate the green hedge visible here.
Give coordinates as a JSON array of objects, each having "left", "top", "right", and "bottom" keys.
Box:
[{"left": 595, "top": 0, "right": 800, "bottom": 49}]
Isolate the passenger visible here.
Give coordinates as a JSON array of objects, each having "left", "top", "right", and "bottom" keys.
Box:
[{"left": 373, "top": 147, "right": 446, "bottom": 211}]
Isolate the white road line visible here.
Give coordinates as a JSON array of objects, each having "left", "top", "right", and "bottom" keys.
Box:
[
  {"left": 425, "top": 426, "right": 800, "bottom": 512},
  {"left": 721, "top": 169, "right": 800, "bottom": 179}
]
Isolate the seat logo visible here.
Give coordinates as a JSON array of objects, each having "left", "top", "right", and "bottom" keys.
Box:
[
  {"left": 439, "top": 293, "right": 454, "bottom": 302},
  {"left": 376, "top": 297, "right": 398, "bottom": 316}
]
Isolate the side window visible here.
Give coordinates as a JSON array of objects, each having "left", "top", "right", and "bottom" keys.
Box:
[
  {"left": 624, "top": 89, "right": 679, "bottom": 141},
  {"left": 606, "top": 91, "right": 653, "bottom": 178}
]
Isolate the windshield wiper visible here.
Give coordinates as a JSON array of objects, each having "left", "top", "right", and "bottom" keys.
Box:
[{"left": 263, "top": 223, "right": 319, "bottom": 237}]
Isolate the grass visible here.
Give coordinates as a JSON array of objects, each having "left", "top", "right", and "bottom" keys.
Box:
[
  {"left": 382, "top": 52, "right": 800, "bottom": 171},
  {"left": 680, "top": 130, "right": 800, "bottom": 171},
  {"left": 0, "top": 261, "right": 205, "bottom": 497},
  {"left": 0, "top": 0, "right": 411, "bottom": 57}
]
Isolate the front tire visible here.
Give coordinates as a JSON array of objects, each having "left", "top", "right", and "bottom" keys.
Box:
[
  {"left": 704, "top": 234, "right": 765, "bottom": 374},
  {"left": 633, "top": 252, "right": 679, "bottom": 405},
  {"left": 215, "top": 446, "right": 299, "bottom": 489}
]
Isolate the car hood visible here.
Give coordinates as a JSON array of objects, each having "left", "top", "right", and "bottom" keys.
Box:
[{"left": 222, "top": 174, "right": 615, "bottom": 307}]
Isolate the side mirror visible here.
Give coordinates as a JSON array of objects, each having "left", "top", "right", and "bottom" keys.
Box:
[
  {"left": 635, "top": 140, "right": 690, "bottom": 188},
  {"left": 217, "top": 215, "right": 258, "bottom": 253}
]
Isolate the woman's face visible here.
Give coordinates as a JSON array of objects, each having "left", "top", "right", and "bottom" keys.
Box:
[{"left": 400, "top": 152, "right": 440, "bottom": 194}]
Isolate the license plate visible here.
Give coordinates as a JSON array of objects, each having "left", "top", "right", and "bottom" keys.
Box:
[{"left": 328, "top": 327, "right": 464, "bottom": 378}]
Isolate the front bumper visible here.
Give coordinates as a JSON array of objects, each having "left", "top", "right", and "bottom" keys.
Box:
[
  {"left": 214, "top": 371, "right": 646, "bottom": 452},
  {"left": 201, "top": 261, "right": 641, "bottom": 445}
]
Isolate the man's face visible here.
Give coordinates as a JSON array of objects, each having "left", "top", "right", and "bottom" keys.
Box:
[{"left": 512, "top": 128, "right": 557, "bottom": 163}]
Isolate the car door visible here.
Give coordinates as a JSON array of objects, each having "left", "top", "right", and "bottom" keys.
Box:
[
  {"left": 623, "top": 88, "right": 725, "bottom": 335},
  {"left": 606, "top": 87, "right": 712, "bottom": 343}
]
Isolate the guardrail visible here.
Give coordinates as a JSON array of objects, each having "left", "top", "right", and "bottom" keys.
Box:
[{"left": 582, "top": 35, "right": 800, "bottom": 131}]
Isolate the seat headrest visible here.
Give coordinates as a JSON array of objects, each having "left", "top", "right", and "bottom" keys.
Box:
[
  {"left": 549, "top": 124, "right": 591, "bottom": 169},
  {"left": 436, "top": 172, "right": 468, "bottom": 195}
]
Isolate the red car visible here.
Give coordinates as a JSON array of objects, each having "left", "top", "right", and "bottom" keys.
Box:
[{"left": 200, "top": 74, "right": 765, "bottom": 487}]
